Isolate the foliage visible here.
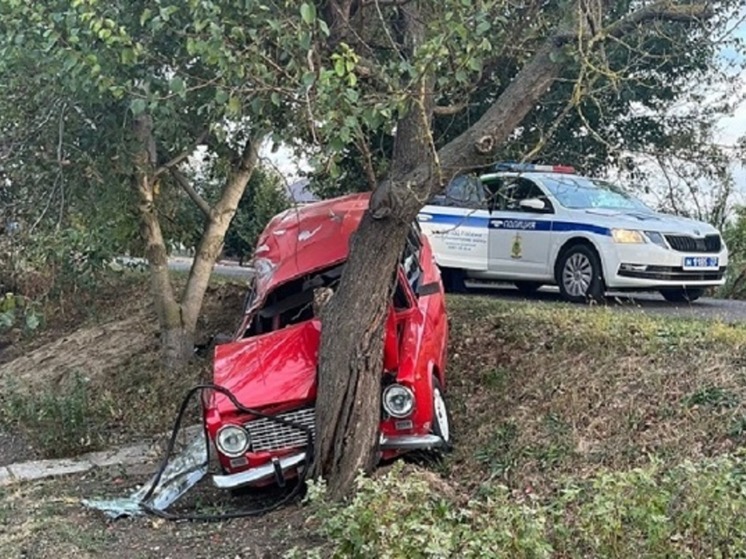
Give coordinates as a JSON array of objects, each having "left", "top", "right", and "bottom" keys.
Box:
[
  {"left": 718, "top": 206, "right": 746, "bottom": 298},
  {"left": 289, "top": 456, "right": 746, "bottom": 558},
  {"left": 0, "top": 292, "right": 42, "bottom": 334},
  {"left": 0, "top": 373, "right": 100, "bottom": 458},
  {"left": 1, "top": 226, "right": 120, "bottom": 301}
]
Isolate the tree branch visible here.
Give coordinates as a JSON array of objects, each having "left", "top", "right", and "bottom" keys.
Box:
[
  {"left": 171, "top": 168, "right": 212, "bottom": 218},
  {"left": 153, "top": 129, "right": 209, "bottom": 179},
  {"left": 433, "top": 102, "right": 468, "bottom": 116}
]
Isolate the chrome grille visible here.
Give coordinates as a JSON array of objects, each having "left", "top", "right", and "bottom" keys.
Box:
[
  {"left": 245, "top": 407, "right": 315, "bottom": 452},
  {"left": 664, "top": 234, "right": 721, "bottom": 253}
]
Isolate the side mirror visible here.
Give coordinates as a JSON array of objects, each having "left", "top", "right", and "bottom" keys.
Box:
[{"left": 519, "top": 198, "right": 547, "bottom": 212}]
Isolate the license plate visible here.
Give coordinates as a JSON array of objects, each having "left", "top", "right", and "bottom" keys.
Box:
[{"left": 683, "top": 256, "right": 719, "bottom": 270}]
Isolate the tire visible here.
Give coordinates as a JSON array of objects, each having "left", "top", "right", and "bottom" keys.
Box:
[
  {"left": 660, "top": 287, "right": 705, "bottom": 303},
  {"left": 514, "top": 281, "right": 542, "bottom": 296},
  {"left": 440, "top": 267, "right": 467, "bottom": 294},
  {"left": 556, "top": 244, "right": 605, "bottom": 303},
  {"left": 431, "top": 377, "right": 452, "bottom": 451}
]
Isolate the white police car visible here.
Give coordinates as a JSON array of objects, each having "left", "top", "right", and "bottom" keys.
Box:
[{"left": 418, "top": 163, "right": 728, "bottom": 303}]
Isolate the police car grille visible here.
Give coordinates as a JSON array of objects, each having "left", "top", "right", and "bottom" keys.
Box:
[
  {"left": 245, "top": 408, "right": 315, "bottom": 452},
  {"left": 664, "top": 234, "right": 721, "bottom": 253}
]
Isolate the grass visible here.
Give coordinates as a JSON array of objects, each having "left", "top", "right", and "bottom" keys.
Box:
[
  {"left": 4, "top": 291, "right": 746, "bottom": 557},
  {"left": 444, "top": 295, "right": 746, "bottom": 493}
]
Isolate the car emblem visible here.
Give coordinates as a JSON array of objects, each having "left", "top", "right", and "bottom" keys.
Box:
[{"left": 693, "top": 229, "right": 700, "bottom": 236}]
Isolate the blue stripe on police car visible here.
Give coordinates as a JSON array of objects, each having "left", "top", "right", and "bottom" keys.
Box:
[{"left": 417, "top": 212, "right": 611, "bottom": 236}]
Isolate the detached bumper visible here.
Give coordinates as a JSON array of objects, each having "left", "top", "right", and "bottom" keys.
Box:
[{"left": 212, "top": 452, "right": 306, "bottom": 490}]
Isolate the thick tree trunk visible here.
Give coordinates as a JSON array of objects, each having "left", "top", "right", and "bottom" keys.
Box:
[
  {"left": 313, "top": 215, "right": 410, "bottom": 499},
  {"left": 313, "top": 3, "right": 435, "bottom": 500}
]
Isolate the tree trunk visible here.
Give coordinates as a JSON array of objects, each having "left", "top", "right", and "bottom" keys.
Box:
[
  {"left": 313, "top": 3, "right": 435, "bottom": 500},
  {"left": 179, "top": 136, "right": 261, "bottom": 334},
  {"left": 133, "top": 113, "right": 192, "bottom": 368},
  {"left": 133, "top": 112, "right": 262, "bottom": 370}
]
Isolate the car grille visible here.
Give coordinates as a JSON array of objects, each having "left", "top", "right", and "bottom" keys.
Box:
[
  {"left": 245, "top": 407, "right": 315, "bottom": 452},
  {"left": 664, "top": 234, "right": 721, "bottom": 253}
]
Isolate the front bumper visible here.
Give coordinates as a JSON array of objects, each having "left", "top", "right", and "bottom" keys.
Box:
[
  {"left": 213, "top": 452, "right": 306, "bottom": 490},
  {"left": 601, "top": 242, "right": 728, "bottom": 289},
  {"left": 212, "top": 434, "right": 447, "bottom": 490}
]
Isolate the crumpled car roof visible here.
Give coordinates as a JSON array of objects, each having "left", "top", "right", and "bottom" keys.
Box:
[{"left": 251, "top": 192, "right": 370, "bottom": 297}]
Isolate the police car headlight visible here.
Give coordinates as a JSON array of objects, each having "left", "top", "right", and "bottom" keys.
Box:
[
  {"left": 612, "top": 229, "right": 645, "bottom": 244},
  {"left": 216, "top": 425, "right": 250, "bottom": 457},
  {"left": 382, "top": 384, "right": 414, "bottom": 418},
  {"left": 644, "top": 231, "right": 668, "bottom": 249}
]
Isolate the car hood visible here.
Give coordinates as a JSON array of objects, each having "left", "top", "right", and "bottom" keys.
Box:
[
  {"left": 211, "top": 320, "right": 320, "bottom": 417},
  {"left": 579, "top": 209, "right": 719, "bottom": 236}
]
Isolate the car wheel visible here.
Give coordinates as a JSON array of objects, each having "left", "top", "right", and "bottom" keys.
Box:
[
  {"left": 431, "top": 377, "right": 452, "bottom": 450},
  {"left": 660, "top": 287, "right": 705, "bottom": 303},
  {"left": 440, "top": 267, "right": 467, "bottom": 293},
  {"left": 557, "top": 244, "right": 604, "bottom": 303},
  {"left": 514, "top": 281, "right": 542, "bottom": 296}
]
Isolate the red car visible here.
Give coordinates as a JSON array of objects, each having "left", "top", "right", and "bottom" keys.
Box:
[{"left": 203, "top": 193, "right": 450, "bottom": 490}]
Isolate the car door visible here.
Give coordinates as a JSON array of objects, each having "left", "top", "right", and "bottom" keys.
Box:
[
  {"left": 418, "top": 174, "right": 490, "bottom": 272},
  {"left": 485, "top": 176, "right": 555, "bottom": 279}
]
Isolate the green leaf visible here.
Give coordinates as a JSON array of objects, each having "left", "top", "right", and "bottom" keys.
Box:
[
  {"left": 300, "top": 3, "right": 316, "bottom": 25},
  {"left": 214, "top": 89, "right": 229, "bottom": 104},
  {"left": 170, "top": 77, "right": 185, "bottom": 94},
  {"left": 25, "top": 310, "right": 40, "bottom": 331},
  {"left": 334, "top": 57, "right": 345, "bottom": 77},
  {"left": 130, "top": 98, "right": 147, "bottom": 115}
]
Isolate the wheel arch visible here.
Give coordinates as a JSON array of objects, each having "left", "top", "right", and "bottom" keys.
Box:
[{"left": 553, "top": 236, "right": 605, "bottom": 283}]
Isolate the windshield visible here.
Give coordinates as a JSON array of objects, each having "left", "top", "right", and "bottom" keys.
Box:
[{"left": 541, "top": 176, "right": 652, "bottom": 212}]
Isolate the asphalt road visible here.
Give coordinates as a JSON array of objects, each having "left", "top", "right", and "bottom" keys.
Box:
[
  {"left": 470, "top": 283, "right": 746, "bottom": 324},
  {"left": 136, "top": 256, "right": 746, "bottom": 323}
]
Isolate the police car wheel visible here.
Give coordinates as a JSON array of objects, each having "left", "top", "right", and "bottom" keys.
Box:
[
  {"left": 659, "top": 287, "right": 705, "bottom": 303},
  {"left": 514, "top": 281, "right": 542, "bottom": 295},
  {"left": 557, "top": 245, "right": 604, "bottom": 303}
]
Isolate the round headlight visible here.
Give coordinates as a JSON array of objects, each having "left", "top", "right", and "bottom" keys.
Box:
[
  {"left": 216, "top": 425, "right": 250, "bottom": 457},
  {"left": 382, "top": 384, "right": 414, "bottom": 418}
]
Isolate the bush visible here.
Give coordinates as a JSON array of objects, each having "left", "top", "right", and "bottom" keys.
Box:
[{"left": 289, "top": 457, "right": 746, "bottom": 559}]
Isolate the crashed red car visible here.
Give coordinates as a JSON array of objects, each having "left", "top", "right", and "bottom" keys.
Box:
[{"left": 203, "top": 193, "right": 450, "bottom": 490}]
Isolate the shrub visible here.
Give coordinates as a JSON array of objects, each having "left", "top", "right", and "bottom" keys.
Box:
[{"left": 289, "top": 456, "right": 746, "bottom": 559}]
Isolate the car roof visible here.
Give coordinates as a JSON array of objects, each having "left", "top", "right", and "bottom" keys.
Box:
[{"left": 252, "top": 192, "right": 371, "bottom": 297}]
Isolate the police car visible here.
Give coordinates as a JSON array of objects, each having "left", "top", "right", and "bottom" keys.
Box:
[{"left": 417, "top": 163, "right": 728, "bottom": 303}]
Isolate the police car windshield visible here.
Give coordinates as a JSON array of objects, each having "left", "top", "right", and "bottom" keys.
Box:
[{"left": 542, "top": 176, "right": 652, "bottom": 212}]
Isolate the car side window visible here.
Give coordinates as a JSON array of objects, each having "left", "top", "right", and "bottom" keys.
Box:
[
  {"left": 495, "top": 178, "right": 552, "bottom": 212},
  {"left": 435, "top": 175, "right": 486, "bottom": 208},
  {"left": 400, "top": 225, "right": 423, "bottom": 297}
]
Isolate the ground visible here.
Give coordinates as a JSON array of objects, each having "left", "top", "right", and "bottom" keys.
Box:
[{"left": 3, "top": 271, "right": 746, "bottom": 557}]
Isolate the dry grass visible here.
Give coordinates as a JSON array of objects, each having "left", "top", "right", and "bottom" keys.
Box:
[
  {"left": 0, "top": 273, "right": 247, "bottom": 459},
  {"left": 444, "top": 295, "right": 746, "bottom": 493}
]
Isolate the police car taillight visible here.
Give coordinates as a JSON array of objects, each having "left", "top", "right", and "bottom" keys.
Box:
[{"left": 493, "top": 162, "right": 576, "bottom": 174}]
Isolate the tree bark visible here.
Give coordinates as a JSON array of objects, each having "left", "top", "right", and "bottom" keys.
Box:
[
  {"left": 132, "top": 113, "right": 191, "bottom": 368},
  {"left": 313, "top": 2, "right": 436, "bottom": 500},
  {"left": 179, "top": 136, "right": 261, "bottom": 335}
]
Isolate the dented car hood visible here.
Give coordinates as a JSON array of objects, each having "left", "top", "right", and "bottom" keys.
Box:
[{"left": 212, "top": 320, "right": 320, "bottom": 417}]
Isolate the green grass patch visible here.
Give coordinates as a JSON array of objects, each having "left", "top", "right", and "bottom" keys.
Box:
[{"left": 296, "top": 455, "right": 746, "bottom": 558}]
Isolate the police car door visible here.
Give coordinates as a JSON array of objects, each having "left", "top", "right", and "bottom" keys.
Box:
[
  {"left": 418, "top": 175, "right": 490, "bottom": 272},
  {"left": 486, "top": 176, "right": 554, "bottom": 278}
]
